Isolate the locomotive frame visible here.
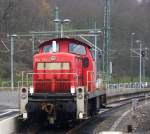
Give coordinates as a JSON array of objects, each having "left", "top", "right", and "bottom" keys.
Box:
[{"left": 19, "top": 38, "right": 106, "bottom": 124}]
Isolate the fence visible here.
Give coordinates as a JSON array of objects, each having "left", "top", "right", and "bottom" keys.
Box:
[{"left": 107, "top": 82, "right": 149, "bottom": 95}]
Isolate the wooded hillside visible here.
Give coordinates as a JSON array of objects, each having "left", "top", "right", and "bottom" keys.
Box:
[{"left": 0, "top": 0, "right": 150, "bottom": 81}]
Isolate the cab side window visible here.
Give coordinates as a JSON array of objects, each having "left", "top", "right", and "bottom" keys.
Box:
[{"left": 69, "top": 43, "right": 86, "bottom": 55}]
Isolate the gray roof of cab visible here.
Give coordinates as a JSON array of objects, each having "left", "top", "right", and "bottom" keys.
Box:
[{"left": 38, "top": 38, "right": 92, "bottom": 49}]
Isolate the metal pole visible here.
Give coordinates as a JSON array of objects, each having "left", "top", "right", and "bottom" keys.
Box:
[
  {"left": 94, "top": 23, "right": 98, "bottom": 81},
  {"left": 109, "top": 61, "right": 112, "bottom": 83},
  {"left": 11, "top": 35, "right": 14, "bottom": 90},
  {"left": 61, "top": 23, "right": 63, "bottom": 38},
  {"left": 103, "top": 0, "right": 111, "bottom": 83},
  {"left": 139, "top": 42, "right": 142, "bottom": 89},
  {"left": 22, "top": 71, "right": 24, "bottom": 87},
  {"left": 94, "top": 22, "right": 97, "bottom": 72},
  {"left": 55, "top": 6, "right": 59, "bottom": 32},
  {"left": 107, "top": 0, "right": 111, "bottom": 83},
  {"left": 103, "top": 0, "right": 106, "bottom": 73},
  {"left": 143, "top": 57, "right": 145, "bottom": 82},
  {"left": 32, "top": 35, "right": 35, "bottom": 55},
  {"left": 130, "top": 33, "right": 135, "bottom": 82},
  {"left": 94, "top": 37, "right": 97, "bottom": 63}
]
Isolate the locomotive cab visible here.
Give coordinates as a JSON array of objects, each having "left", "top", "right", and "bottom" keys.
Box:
[{"left": 33, "top": 38, "right": 95, "bottom": 94}]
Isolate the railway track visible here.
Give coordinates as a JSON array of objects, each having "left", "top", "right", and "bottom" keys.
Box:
[
  {"left": 18, "top": 94, "right": 150, "bottom": 134},
  {"left": 69, "top": 95, "right": 150, "bottom": 134}
]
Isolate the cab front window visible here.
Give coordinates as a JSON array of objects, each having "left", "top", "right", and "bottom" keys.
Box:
[{"left": 43, "top": 42, "right": 59, "bottom": 53}]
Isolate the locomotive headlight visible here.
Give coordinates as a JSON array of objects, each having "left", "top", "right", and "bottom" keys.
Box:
[
  {"left": 29, "top": 86, "right": 34, "bottom": 94},
  {"left": 22, "top": 88, "right": 27, "bottom": 93},
  {"left": 78, "top": 112, "right": 84, "bottom": 119},
  {"left": 21, "top": 87, "right": 27, "bottom": 99},
  {"left": 21, "top": 94, "right": 27, "bottom": 99},
  {"left": 78, "top": 94, "right": 83, "bottom": 99},
  {"left": 70, "top": 86, "right": 75, "bottom": 94}
]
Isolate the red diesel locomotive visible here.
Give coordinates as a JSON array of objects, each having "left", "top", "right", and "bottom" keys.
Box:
[{"left": 24, "top": 38, "right": 106, "bottom": 124}]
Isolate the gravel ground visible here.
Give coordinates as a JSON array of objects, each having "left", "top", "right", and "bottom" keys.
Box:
[
  {"left": 74, "top": 104, "right": 131, "bottom": 134},
  {"left": 114, "top": 101, "right": 150, "bottom": 133},
  {"left": 93, "top": 105, "right": 131, "bottom": 134},
  {"left": 77, "top": 98, "right": 150, "bottom": 134}
]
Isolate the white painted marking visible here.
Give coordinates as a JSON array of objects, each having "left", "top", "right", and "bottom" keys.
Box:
[
  {"left": 98, "top": 109, "right": 109, "bottom": 114},
  {"left": 110, "top": 110, "right": 130, "bottom": 131},
  {"left": 0, "top": 114, "right": 19, "bottom": 134},
  {"left": 7, "top": 108, "right": 19, "bottom": 112},
  {"left": 99, "top": 131, "right": 123, "bottom": 134},
  {"left": 0, "top": 111, "right": 13, "bottom": 116},
  {"left": 0, "top": 108, "right": 19, "bottom": 117},
  {"left": 107, "top": 103, "right": 121, "bottom": 107}
]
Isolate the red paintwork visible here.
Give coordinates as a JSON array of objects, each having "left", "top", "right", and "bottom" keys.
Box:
[{"left": 33, "top": 38, "right": 96, "bottom": 93}]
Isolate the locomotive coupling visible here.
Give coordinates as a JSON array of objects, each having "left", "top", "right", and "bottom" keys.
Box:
[
  {"left": 41, "top": 103, "right": 55, "bottom": 114},
  {"left": 41, "top": 103, "right": 56, "bottom": 124}
]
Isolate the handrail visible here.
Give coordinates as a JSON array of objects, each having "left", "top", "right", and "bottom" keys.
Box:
[{"left": 20, "top": 72, "right": 79, "bottom": 89}]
